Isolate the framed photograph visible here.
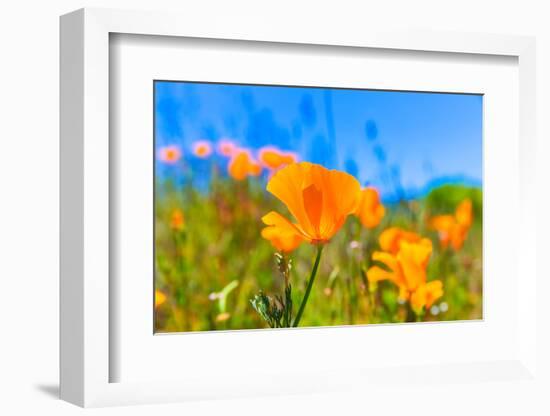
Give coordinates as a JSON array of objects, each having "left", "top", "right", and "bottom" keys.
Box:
[{"left": 60, "top": 8, "right": 538, "bottom": 407}]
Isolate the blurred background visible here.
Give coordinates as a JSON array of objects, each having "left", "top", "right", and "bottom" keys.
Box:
[{"left": 154, "top": 81, "right": 483, "bottom": 332}]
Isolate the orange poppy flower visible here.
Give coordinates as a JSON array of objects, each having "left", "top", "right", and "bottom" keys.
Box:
[
  {"left": 258, "top": 146, "right": 297, "bottom": 170},
  {"left": 455, "top": 198, "right": 473, "bottom": 228},
  {"left": 396, "top": 239, "right": 433, "bottom": 293},
  {"left": 170, "top": 209, "right": 185, "bottom": 231},
  {"left": 228, "top": 150, "right": 263, "bottom": 180},
  {"left": 410, "top": 280, "right": 444, "bottom": 312},
  {"left": 158, "top": 145, "right": 182, "bottom": 164},
  {"left": 155, "top": 290, "right": 167, "bottom": 308},
  {"left": 248, "top": 160, "right": 262, "bottom": 177},
  {"left": 192, "top": 140, "right": 213, "bottom": 158},
  {"left": 355, "top": 187, "right": 385, "bottom": 228},
  {"left": 367, "top": 238, "right": 432, "bottom": 292},
  {"left": 367, "top": 238, "right": 443, "bottom": 310},
  {"left": 261, "top": 221, "right": 304, "bottom": 252},
  {"left": 217, "top": 139, "right": 237, "bottom": 157},
  {"left": 378, "top": 227, "right": 421, "bottom": 254},
  {"left": 429, "top": 199, "right": 473, "bottom": 250},
  {"left": 262, "top": 162, "right": 361, "bottom": 244}
]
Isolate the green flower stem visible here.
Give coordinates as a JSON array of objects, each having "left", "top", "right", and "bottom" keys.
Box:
[
  {"left": 293, "top": 245, "right": 324, "bottom": 327},
  {"left": 405, "top": 300, "right": 416, "bottom": 323}
]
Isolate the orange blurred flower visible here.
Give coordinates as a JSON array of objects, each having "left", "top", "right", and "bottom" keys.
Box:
[
  {"left": 355, "top": 187, "right": 385, "bottom": 228},
  {"left": 170, "top": 209, "right": 185, "bottom": 231},
  {"left": 228, "top": 149, "right": 263, "bottom": 180},
  {"left": 215, "top": 312, "right": 231, "bottom": 322},
  {"left": 367, "top": 238, "right": 443, "bottom": 311},
  {"left": 455, "top": 198, "right": 473, "bottom": 227},
  {"left": 217, "top": 139, "right": 237, "bottom": 157},
  {"left": 158, "top": 145, "right": 182, "bottom": 164},
  {"left": 155, "top": 290, "right": 167, "bottom": 308},
  {"left": 367, "top": 238, "right": 432, "bottom": 292},
  {"left": 258, "top": 146, "right": 297, "bottom": 170},
  {"left": 248, "top": 160, "right": 262, "bottom": 177},
  {"left": 429, "top": 199, "right": 473, "bottom": 250},
  {"left": 378, "top": 227, "right": 421, "bottom": 254},
  {"left": 410, "top": 280, "right": 444, "bottom": 311},
  {"left": 262, "top": 162, "right": 361, "bottom": 245},
  {"left": 192, "top": 140, "right": 212, "bottom": 158}
]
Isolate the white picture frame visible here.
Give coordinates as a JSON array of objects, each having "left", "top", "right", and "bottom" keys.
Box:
[{"left": 60, "top": 7, "right": 538, "bottom": 408}]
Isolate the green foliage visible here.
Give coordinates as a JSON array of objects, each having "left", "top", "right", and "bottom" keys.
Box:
[
  {"left": 250, "top": 284, "right": 293, "bottom": 329},
  {"left": 250, "top": 292, "right": 284, "bottom": 328}
]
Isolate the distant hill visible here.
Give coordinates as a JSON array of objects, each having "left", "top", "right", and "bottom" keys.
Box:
[
  {"left": 381, "top": 175, "right": 481, "bottom": 204},
  {"left": 425, "top": 183, "right": 482, "bottom": 223}
]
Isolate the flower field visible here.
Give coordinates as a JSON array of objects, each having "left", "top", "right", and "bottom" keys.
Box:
[{"left": 154, "top": 143, "right": 482, "bottom": 332}]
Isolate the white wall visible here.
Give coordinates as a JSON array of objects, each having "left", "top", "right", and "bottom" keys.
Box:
[{"left": 1, "top": 1, "right": 548, "bottom": 414}]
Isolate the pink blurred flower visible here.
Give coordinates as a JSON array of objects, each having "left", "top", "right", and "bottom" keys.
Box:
[
  {"left": 192, "top": 140, "right": 213, "bottom": 158},
  {"left": 158, "top": 145, "right": 182, "bottom": 164},
  {"left": 217, "top": 139, "right": 237, "bottom": 157}
]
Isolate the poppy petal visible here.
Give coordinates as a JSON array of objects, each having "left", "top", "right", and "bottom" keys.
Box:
[{"left": 366, "top": 266, "right": 394, "bottom": 283}]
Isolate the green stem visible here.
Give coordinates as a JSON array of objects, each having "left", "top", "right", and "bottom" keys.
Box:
[
  {"left": 405, "top": 300, "right": 416, "bottom": 323},
  {"left": 293, "top": 245, "right": 324, "bottom": 327}
]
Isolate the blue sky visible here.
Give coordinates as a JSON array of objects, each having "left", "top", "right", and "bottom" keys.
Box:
[{"left": 155, "top": 81, "right": 482, "bottom": 201}]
